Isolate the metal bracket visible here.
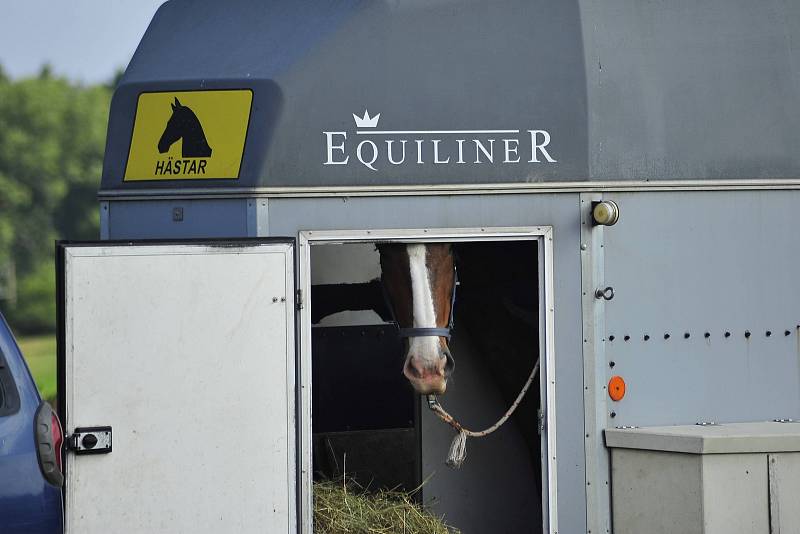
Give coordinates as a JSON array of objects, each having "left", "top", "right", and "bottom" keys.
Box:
[{"left": 68, "top": 426, "right": 112, "bottom": 455}]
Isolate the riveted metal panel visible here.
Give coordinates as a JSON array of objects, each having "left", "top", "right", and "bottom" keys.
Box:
[{"left": 602, "top": 190, "right": 800, "bottom": 428}]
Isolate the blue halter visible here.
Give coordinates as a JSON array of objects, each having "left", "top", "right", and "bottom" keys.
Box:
[{"left": 385, "top": 266, "right": 458, "bottom": 340}]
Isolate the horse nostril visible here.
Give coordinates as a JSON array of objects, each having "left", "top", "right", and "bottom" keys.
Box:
[
  {"left": 404, "top": 359, "right": 426, "bottom": 380},
  {"left": 442, "top": 349, "right": 455, "bottom": 375}
]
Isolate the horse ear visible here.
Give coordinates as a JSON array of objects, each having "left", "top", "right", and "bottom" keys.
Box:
[{"left": 173, "top": 97, "right": 182, "bottom": 108}]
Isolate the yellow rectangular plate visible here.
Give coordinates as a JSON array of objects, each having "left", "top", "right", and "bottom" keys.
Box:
[{"left": 124, "top": 89, "right": 252, "bottom": 181}]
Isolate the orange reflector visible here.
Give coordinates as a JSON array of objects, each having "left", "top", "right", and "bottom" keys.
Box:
[{"left": 608, "top": 375, "right": 626, "bottom": 401}]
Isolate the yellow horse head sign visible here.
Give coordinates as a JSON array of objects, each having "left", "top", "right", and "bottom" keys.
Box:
[{"left": 124, "top": 89, "right": 252, "bottom": 181}]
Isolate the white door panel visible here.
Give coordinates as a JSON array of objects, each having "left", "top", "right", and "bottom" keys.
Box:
[{"left": 62, "top": 243, "right": 295, "bottom": 533}]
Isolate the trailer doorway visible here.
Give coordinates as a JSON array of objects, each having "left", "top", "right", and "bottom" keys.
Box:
[{"left": 299, "top": 228, "right": 557, "bottom": 534}]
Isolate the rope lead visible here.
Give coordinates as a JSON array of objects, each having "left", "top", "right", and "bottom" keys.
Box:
[
  {"left": 427, "top": 357, "right": 540, "bottom": 469},
  {"left": 447, "top": 430, "right": 468, "bottom": 468}
]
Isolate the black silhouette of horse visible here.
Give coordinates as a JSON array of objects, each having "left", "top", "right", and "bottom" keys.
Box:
[{"left": 158, "top": 97, "right": 212, "bottom": 158}]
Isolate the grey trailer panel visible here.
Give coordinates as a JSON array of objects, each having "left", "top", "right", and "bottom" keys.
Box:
[
  {"left": 268, "top": 194, "right": 586, "bottom": 534},
  {"left": 101, "top": 0, "right": 800, "bottom": 192},
  {"left": 603, "top": 191, "right": 800, "bottom": 428},
  {"left": 581, "top": 0, "right": 800, "bottom": 181},
  {"left": 101, "top": 0, "right": 588, "bottom": 190},
  {"left": 106, "top": 199, "right": 250, "bottom": 240}
]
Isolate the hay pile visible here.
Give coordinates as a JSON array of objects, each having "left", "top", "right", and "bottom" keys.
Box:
[{"left": 313, "top": 479, "right": 459, "bottom": 534}]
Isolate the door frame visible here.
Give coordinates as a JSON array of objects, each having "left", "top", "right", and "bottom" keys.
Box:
[{"left": 297, "top": 226, "right": 557, "bottom": 534}]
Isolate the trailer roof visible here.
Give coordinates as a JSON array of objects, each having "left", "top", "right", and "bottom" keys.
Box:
[{"left": 101, "top": 0, "right": 800, "bottom": 192}]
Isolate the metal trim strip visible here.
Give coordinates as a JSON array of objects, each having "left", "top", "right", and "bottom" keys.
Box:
[
  {"left": 579, "top": 193, "right": 612, "bottom": 534},
  {"left": 98, "top": 178, "right": 800, "bottom": 200}
]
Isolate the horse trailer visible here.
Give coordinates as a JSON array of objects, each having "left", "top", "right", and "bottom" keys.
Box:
[{"left": 59, "top": 1, "right": 800, "bottom": 533}]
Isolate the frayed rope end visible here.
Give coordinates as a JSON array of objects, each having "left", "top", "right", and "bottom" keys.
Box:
[{"left": 445, "top": 430, "right": 468, "bottom": 469}]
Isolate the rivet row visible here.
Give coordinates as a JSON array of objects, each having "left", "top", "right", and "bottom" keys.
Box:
[{"left": 607, "top": 329, "right": 794, "bottom": 341}]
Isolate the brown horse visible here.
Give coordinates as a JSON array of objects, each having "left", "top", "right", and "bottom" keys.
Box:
[{"left": 378, "top": 243, "right": 456, "bottom": 395}]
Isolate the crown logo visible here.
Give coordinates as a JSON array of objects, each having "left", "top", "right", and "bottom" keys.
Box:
[{"left": 353, "top": 110, "right": 380, "bottom": 128}]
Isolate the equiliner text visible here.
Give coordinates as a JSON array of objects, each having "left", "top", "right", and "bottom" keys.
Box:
[{"left": 323, "top": 130, "right": 556, "bottom": 171}]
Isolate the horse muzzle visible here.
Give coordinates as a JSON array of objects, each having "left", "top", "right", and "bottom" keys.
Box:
[{"left": 403, "top": 349, "right": 453, "bottom": 395}]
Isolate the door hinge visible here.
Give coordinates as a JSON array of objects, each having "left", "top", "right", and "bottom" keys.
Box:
[
  {"left": 538, "top": 408, "right": 546, "bottom": 435},
  {"left": 67, "top": 426, "right": 112, "bottom": 455},
  {"left": 296, "top": 289, "right": 304, "bottom": 310}
]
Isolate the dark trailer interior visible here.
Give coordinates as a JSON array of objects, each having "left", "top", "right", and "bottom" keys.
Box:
[{"left": 310, "top": 240, "right": 543, "bottom": 532}]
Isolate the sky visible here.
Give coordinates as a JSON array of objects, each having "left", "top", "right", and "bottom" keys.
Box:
[{"left": 0, "top": 0, "right": 166, "bottom": 84}]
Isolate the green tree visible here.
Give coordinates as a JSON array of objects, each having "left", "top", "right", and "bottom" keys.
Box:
[{"left": 0, "top": 65, "right": 111, "bottom": 332}]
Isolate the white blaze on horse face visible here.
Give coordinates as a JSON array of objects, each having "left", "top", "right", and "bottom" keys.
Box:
[{"left": 406, "top": 244, "right": 441, "bottom": 362}]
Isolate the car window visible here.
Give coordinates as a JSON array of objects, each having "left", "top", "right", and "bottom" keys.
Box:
[{"left": 0, "top": 345, "right": 20, "bottom": 417}]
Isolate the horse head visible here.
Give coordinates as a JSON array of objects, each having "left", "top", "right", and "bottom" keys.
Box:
[
  {"left": 158, "top": 97, "right": 186, "bottom": 154},
  {"left": 378, "top": 243, "right": 456, "bottom": 395},
  {"left": 158, "top": 97, "right": 212, "bottom": 157}
]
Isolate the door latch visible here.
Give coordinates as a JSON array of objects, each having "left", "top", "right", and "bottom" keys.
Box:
[
  {"left": 594, "top": 286, "right": 615, "bottom": 301},
  {"left": 67, "top": 426, "right": 112, "bottom": 455}
]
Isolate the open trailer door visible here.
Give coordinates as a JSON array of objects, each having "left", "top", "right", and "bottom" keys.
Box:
[{"left": 57, "top": 240, "right": 297, "bottom": 533}]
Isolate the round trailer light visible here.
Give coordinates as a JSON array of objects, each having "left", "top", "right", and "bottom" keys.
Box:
[
  {"left": 608, "top": 375, "right": 626, "bottom": 401},
  {"left": 592, "top": 200, "right": 620, "bottom": 226}
]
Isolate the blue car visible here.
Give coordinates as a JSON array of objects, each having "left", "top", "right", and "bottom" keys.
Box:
[{"left": 0, "top": 311, "right": 63, "bottom": 533}]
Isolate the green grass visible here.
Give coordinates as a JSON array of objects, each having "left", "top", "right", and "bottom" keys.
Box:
[{"left": 17, "top": 335, "right": 57, "bottom": 403}]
